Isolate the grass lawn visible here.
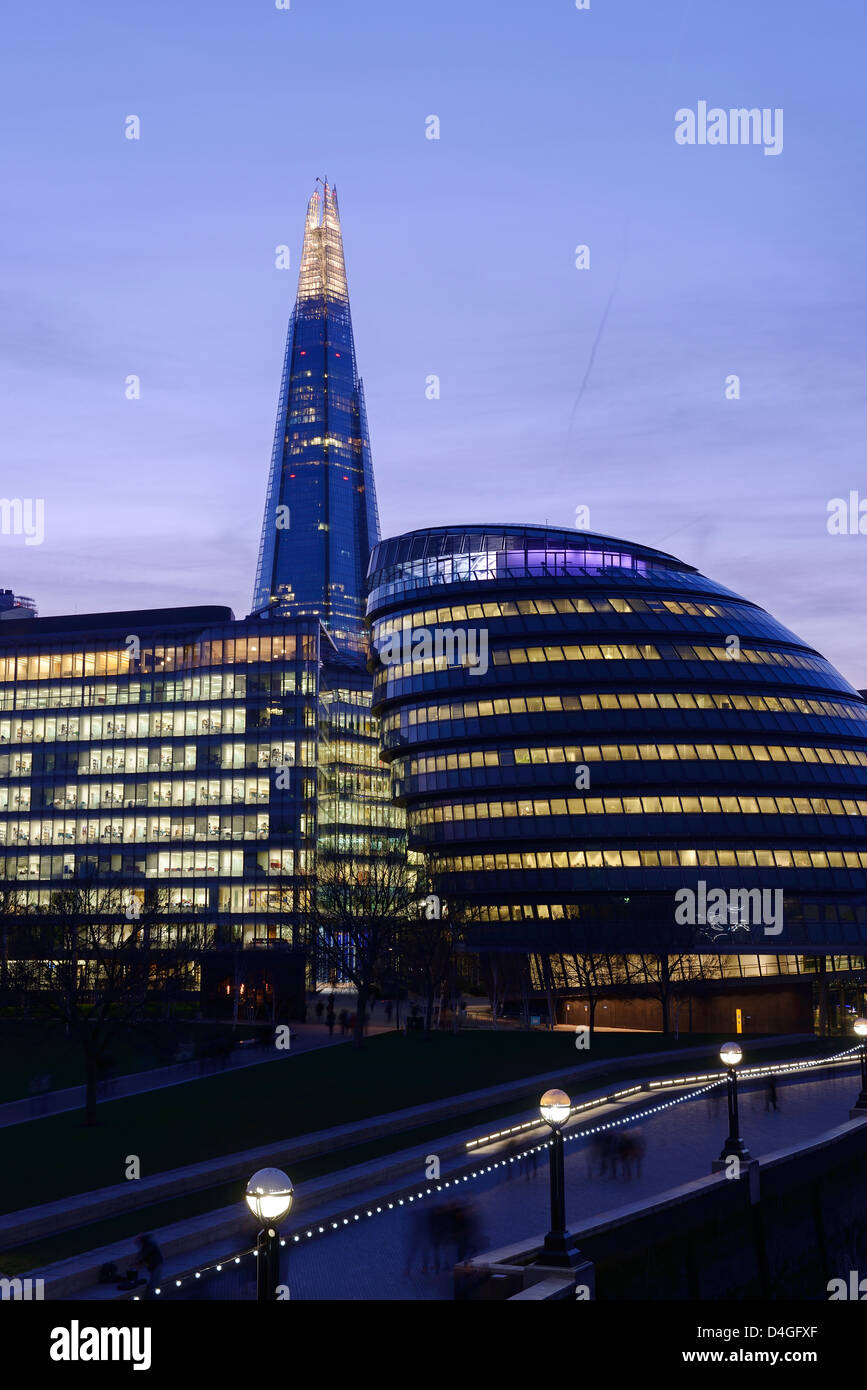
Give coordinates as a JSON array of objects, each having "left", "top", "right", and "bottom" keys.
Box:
[
  {"left": 0, "top": 1028, "right": 828, "bottom": 1222},
  {"left": 0, "top": 1030, "right": 839, "bottom": 1276},
  {"left": 0, "top": 1018, "right": 260, "bottom": 1103}
]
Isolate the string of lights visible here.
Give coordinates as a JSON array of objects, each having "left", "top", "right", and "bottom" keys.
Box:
[
  {"left": 139, "top": 1043, "right": 862, "bottom": 1297},
  {"left": 467, "top": 1043, "right": 861, "bottom": 1150}
]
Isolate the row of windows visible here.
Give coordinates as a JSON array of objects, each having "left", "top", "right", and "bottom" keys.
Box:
[
  {"left": 316, "top": 799, "right": 402, "bottom": 829},
  {"left": 42, "top": 741, "right": 304, "bottom": 778},
  {"left": 2, "top": 674, "right": 244, "bottom": 711},
  {"left": 322, "top": 709, "right": 378, "bottom": 737},
  {"left": 544, "top": 952, "right": 815, "bottom": 983},
  {"left": 2, "top": 878, "right": 313, "bottom": 907},
  {"left": 0, "top": 743, "right": 307, "bottom": 777},
  {"left": 373, "top": 547, "right": 650, "bottom": 590},
  {"left": 321, "top": 740, "right": 386, "bottom": 769},
  {"left": 39, "top": 776, "right": 305, "bottom": 811},
  {"left": 159, "top": 888, "right": 211, "bottom": 912},
  {"left": 462, "top": 897, "right": 865, "bottom": 922},
  {"left": 373, "top": 595, "right": 732, "bottom": 634},
  {"left": 429, "top": 847, "right": 867, "bottom": 873},
  {"left": 384, "top": 691, "right": 867, "bottom": 731},
  {"left": 3, "top": 849, "right": 247, "bottom": 879},
  {"left": 398, "top": 741, "right": 867, "bottom": 777},
  {"left": 320, "top": 771, "right": 393, "bottom": 800},
  {"left": 411, "top": 793, "right": 867, "bottom": 824},
  {"left": 0, "top": 814, "right": 272, "bottom": 847},
  {"left": 377, "top": 643, "right": 829, "bottom": 682},
  {"left": 3, "top": 858, "right": 313, "bottom": 886},
  {"left": 0, "top": 635, "right": 317, "bottom": 683},
  {"left": 0, "top": 708, "right": 249, "bottom": 745},
  {"left": 0, "top": 672, "right": 316, "bottom": 713}
]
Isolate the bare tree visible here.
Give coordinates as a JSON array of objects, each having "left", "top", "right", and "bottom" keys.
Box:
[
  {"left": 309, "top": 854, "right": 419, "bottom": 1049},
  {"left": 639, "top": 923, "right": 704, "bottom": 1036},
  {"left": 669, "top": 953, "right": 709, "bottom": 1037},
  {"left": 0, "top": 886, "right": 33, "bottom": 1008},
  {"left": 28, "top": 881, "right": 171, "bottom": 1124},
  {"left": 400, "top": 898, "right": 454, "bottom": 1037},
  {"left": 565, "top": 953, "right": 617, "bottom": 1038}
]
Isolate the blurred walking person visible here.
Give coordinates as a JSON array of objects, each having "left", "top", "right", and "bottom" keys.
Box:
[
  {"left": 135, "top": 1233, "right": 163, "bottom": 1301},
  {"left": 616, "top": 1131, "right": 645, "bottom": 1180}
]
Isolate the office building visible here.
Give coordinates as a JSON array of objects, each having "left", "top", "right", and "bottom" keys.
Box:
[{"left": 367, "top": 524, "right": 867, "bottom": 1031}]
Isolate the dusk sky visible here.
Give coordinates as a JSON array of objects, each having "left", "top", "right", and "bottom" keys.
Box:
[{"left": 2, "top": 0, "right": 865, "bottom": 681}]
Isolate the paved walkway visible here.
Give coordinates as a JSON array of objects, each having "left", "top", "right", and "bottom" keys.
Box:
[{"left": 155, "top": 1067, "right": 861, "bottom": 1302}]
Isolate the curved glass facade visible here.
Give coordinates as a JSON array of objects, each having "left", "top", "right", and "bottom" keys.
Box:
[{"left": 367, "top": 525, "right": 867, "bottom": 958}]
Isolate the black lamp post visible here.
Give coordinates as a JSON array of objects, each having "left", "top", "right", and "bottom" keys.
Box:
[
  {"left": 852, "top": 1018, "right": 867, "bottom": 1111},
  {"left": 245, "top": 1167, "right": 293, "bottom": 1302},
  {"left": 539, "top": 1088, "right": 583, "bottom": 1267},
  {"left": 717, "top": 1041, "right": 751, "bottom": 1162}
]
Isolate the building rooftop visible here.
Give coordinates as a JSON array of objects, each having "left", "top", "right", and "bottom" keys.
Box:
[{"left": 0, "top": 605, "right": 236, "bottom": 642}]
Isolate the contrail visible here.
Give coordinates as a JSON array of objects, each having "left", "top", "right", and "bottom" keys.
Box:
[{"left": 568, "top": 222, "right": 629, "bottom": 433}]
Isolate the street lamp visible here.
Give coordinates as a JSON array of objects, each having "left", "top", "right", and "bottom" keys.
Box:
[
  {"left": 717, "top": 1041, "right": 751, "bottom": 1162},
  {"left": 539, "top": 1088, "right": 582, "bottom": 1267},
  {"left": 245, "top": 1167, "right": 293, "bottom": 1302},
  {"left": 852, "top": 1018, "right": 867, "bottom": 1112}
]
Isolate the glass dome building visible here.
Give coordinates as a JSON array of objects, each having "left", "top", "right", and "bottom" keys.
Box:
[{"left": 367, "top": 524, "right": 867, "bottom": 1031}]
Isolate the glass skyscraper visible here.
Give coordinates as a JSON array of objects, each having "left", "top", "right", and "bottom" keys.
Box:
[{"left": 252, "top": 182, "right": 380, "bottom": 658}]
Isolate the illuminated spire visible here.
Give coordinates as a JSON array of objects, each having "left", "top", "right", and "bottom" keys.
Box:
[{"left": 296, "top": 180, "right": 349, "bottom": 304}]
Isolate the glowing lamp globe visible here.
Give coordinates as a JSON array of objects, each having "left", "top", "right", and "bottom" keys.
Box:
[
  {"left": 854, "top": 1018, "right": 867, "bottom": 1039},
  {"left": 720, "top": 1041, "right": 743, "bottom": 1068},
  {"left": 540, "top": 1088, "right": 572, "bottom": 1128},
  {"left": 245, "top": 1168, "right": 294, "bottom": 1225}
]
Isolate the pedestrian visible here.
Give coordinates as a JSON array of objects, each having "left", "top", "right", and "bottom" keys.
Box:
[
  {"left": 314, "top": 997, "right": 324, "bottom": 1023},
  {"left": 338, "top": 1008, "right": 349, "bottom": 1037},
  {"left": 616, "top": 1131, "right": 645, "bottom": 1180},
  {"left": 589, "top": 1131, "right": 618, "bottom": 1179},
  {"left": 764, "top": 1077, "right": 779, "bottom": 1112},
  {"left": 587, "top": 1132, "right": 606, "bottom": 1179},
  {"left": 326, "top": 996, "right": 336, "bottom": 1036},
  {"left": 135, "top": 1233, "right": 163, "bottom": 1300}
]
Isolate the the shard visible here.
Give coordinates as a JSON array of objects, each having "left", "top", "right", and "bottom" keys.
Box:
[{"left": 252, "top": 181, "right": 380, "bottom": 656}]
